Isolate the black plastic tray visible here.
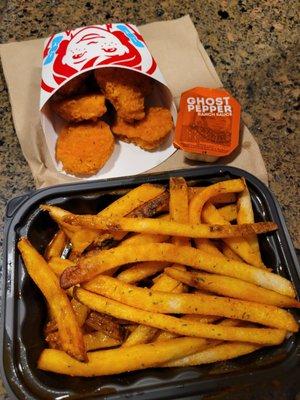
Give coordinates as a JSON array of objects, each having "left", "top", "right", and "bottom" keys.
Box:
[{"left": 1, "top": 166, "right": 300, "bottom": 400}]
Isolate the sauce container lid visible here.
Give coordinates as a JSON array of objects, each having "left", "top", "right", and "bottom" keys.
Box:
[{"left": 174, "top": 87, "right": 241, "bottom": 158}]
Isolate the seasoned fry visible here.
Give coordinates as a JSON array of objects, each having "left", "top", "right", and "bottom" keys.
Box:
[
  {"left": 84, "top": 331, "right": 121, "bottom": 351},
  {"left": 117, "top": 261, "right": 170, "bottom": 284},
  {"left": 222, "top": 244, "right": 244, "bottom": 261},
  {"left": 162, "top": 342, "right": 261, "bottom": 367},
  {"left": 44, "top": 230, "right": 68, "bottom": 261},
  {"left": 155, "top": 316, "right": 220, "bottom": 342},
  {"left": 46, "top": 329, "right": 123, "bottom": 351},
  {"left": 63, "top": 214, "right": 277, "bottom": 239},
  {"left": 156, "top": 318, "right": 240, "bottom": 346},
  {"left": 217, "top": 204, "right": 237, "bottom": 222},
  {"left": 74, "top": 288, "right": 287, "bottom": 344},
  {"left": 85, "top": 312, "right": 123, "bottom": 341},
  {"left": 123, "top": 273, "right": 184, "bottom": 347},
  {"left": 71, "top": 299, "right": 89, "bottom": 327},
  {"left": 98, "top": 184, "right": 167, "bottom": 218},
  {"left": 194, "top": 238, "right": 224, "bottom": 257},
  {"left": 123, "top": 325, "right": 158, "bottom": 347},
  {"left": 42, "top": 183, "right": 166, "bottom": 255},
  {"left": 202, "top": 203, "right": 266, "bottom": 268},
  {"left": 164, "top": 267, "right": 300, "bottom": 308},
  {"left": 93, "top": 192, "right": 170, "bottom": 248},
  {"left": 48, "top": 257, "right": 75, "bottom": 277},
  {"left": 237, "top": 181, "right": 264, "bottom": 264},
  {"left": 188, "top": 188, "right": 237, "bottom": 205},
  {"left": 183, "top": 315, "right": 220, "bottom": 324},
  {"left": 169, "top": 177, "right": 190, "bottom": 245},
  {"left": 119, "top": 232, "right": 169, "bottom": 247},
  {"left": 60, "top": 243, "right": 295, "bottom": 298},
  {"left": 18, "top": 238, "right": 86, "bottom": 362},
  {"left": 38, "top": 337, "right": 209, "bottom": 376},
  {"left": 189, "top": 179, "right": 245, "bottom": 223},
  {"left": 155, "top": 331, "right": 178, "bottom": 342},
  {"left": 82, "top": 275, "right": 298, "bottom": 331}
]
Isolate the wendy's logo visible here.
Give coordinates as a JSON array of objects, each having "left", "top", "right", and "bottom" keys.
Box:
[
  {"left": 60, "top": 27, "right": 130, "bottom": 68},
  {"left": 40, "top": 23, "right": 158, "bottom": 107}
]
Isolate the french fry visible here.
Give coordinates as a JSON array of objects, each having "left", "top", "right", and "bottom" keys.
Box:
[
  {"left": 158, "top": 318, "right": 241, "bottom": 348},
  {"left": 157, "top": 318, "right": 241, "bottom": 349},
  {"left": 194, "top": 238, "right": 224, "bottom": 257},
  {"left": 18, "top": 238, "right": 87, "bottom": 362},
  {"left": 82, "top": 275, "right": 298, "bottom": 331},
  {"left": 38, "top": 337, "right": 209, "bottom": 376},
  {"left": 117, "top": 261, "right": 170, "bottom": 284},
  {"left": 123, "top": 325, "right": 158, "bottom": 347},
  {"left": 85, "top": 312, "right": 123, "bottom": 341},
  {"left": 170, "top": 177, "right": 190, "bottom": 246},
  {"left": 99, "top": 184, "right": 167, "bottom": 218},
  {"left": 126, "top": 189, "right": 169, "bottom": 218},
  {"left": 189, "top": 179, "right": 245, "bottom": 224},
  {"left": 93, "top": 191, "right": 170, "bottom": 248},
  {"left": 122, "top": 273, "right": 184, "bottom": 347},
  {"left": 162, "top": 342, "right": 261, "bottom": 367},
  {"left": 164, "top": 267, "right": 300, "bottom": 309},
  {"left": 84, "top": 331, "right": 121, "bottom": 351},
  {"left": 183, "top": 315, "right": 220, "bottom": 324},
  {"left": 74, "top": 288, "right": 287, "bottom": 344},
  {"left": 60, "top": 243, "right": 295, "bottom": 298},
  {"left": 41, "top": 205, "right": 99, "bottom": 255},
  {"left": 217, "top": 204, "right": 237, "bottom": 222},
  {"left": 120, "top": 232, "right": 169, "bottom": 247},
  {"left": 170, "top": 177, "right": 189, "bottom": 223},
  {"left": 188, "top": 188, "right": 237, "bottom": 205},
  {"left": 42, "top": 183, "right": 167, "bottom": 255},
  {"left": 63, "top": 214, "right": 277, "bottom": 239},
  {"left": 118, "top": 213, "right": 170, "bottom": 248},
  {"left": 237, "top": 181, "right": 264, "bottom": 264},
  {"left": 44, "top": 230, "right": 68, "bottom": 261},
  {"left": 154, "top": 331, "right": 179, "bottom": 342},
  {"left": 48, "top": 257, "right": 75, "bottom": 277},
  {"left": 155, "top": 316, "right": 220, "bottom": 342},
  {"left": 202, "top": 203, "right": 266, "bottom": 269},
  {"left": 71, "top": 299, "right": 89, "bottom": 327},
  {"left": 222, "top": 244, "right": 244, "bottom": 261}
]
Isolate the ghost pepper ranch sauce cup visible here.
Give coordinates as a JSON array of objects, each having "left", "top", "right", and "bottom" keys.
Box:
[{"left": 174, "top": 87, "right": 241, "bottom": 162}]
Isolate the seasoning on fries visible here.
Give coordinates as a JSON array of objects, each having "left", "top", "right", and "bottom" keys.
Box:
[{"left": 17, "top": 177, "right": 299, "bottom": 377}]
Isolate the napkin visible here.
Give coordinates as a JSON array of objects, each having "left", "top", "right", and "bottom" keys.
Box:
[{"left": 0, "top": 15, "right": 268, "bottom": 188}]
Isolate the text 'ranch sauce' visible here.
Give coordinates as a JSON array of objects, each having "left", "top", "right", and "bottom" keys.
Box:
[{"left": 174, "top": 87, "right": 241, "bottom": 162}]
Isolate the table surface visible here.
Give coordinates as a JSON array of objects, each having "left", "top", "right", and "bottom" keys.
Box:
[{"left": 0, "top": 1, "right": 299, "bottom": 399}]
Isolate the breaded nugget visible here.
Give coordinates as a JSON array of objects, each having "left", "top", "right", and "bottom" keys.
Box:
[
  {"left": 57, "top": 73, "right": 87, "bottom": 97},
  {"left": 112, "top": 107, "right": 173, "bottom": 150},
  {"left": 94, "top": 68, "right": 152, "bottom": 122},
  {"left": 56, "top": 121, "right": 114, "bottom": 176},
  {"left": 52, "top": 94, "right": 107, "bottom": 122}
]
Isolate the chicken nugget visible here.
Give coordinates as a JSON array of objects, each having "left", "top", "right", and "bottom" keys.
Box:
[
  {"left": 56, "top": 121, "right": 114, "bottom": 176},
  {"left": 94, "top": 68, "right": 152, "bottom": 122},
  {"left": 112, "top": 107, "right": 173, "bottom": 150},
  {"left": 57, "top": 73, "right": 87, "bottom": 97},
  {"left": 52, "top": 94, "right": 107, "bottom": 122}
]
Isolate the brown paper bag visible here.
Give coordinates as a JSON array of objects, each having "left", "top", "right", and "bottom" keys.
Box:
[{"left": 0, "top": 15, "right": 268, "bottom": 188}]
